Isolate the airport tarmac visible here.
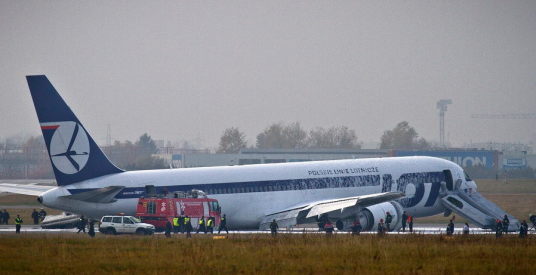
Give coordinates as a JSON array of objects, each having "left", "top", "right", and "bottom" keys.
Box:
[{"left": 0, "top": 224, "right": 526, "bottom": 235}]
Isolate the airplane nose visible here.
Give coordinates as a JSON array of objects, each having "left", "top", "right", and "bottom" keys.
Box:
[{"left": 37, "top": 196, "right": 43, "bottom": 204}]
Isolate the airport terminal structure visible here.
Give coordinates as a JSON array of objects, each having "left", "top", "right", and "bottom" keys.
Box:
[{"left": 159, "top": 148, "right": 536, "bottom": 172}]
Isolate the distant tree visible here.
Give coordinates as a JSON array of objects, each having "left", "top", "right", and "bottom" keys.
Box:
[
  {"left": 282, "top": 122, "right": 308, "bottom": 149},
  {"left": 256, "top": 122, "right": 307, "bottom": 149},
  {"left": 123, "top": 155, "right": 167, "bottom": 171},
  {"left": 380, "top": 121, "right": 430, "bottom": 149},
  {"left": 217, "top": 127, "right": 248, "bottom": 153},
  {"left": 307, "top": 126, "right": 362, "bottom": 149},
  {"left": 136, "top": 133, "right": 158, "bottom": 156}
]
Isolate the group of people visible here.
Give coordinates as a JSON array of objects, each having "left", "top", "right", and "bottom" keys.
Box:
[
  {"left": 30, "top": 208, "right": 47, "bottom": 224},
  {"left": 165, "top": 214, "right": 229, "bottom": 238},
  {"left": 75, "top": 215, "right": 96, "bottom": 237},
  {"left": 0, "top": 209, "right": 10, "bottom": 224}
]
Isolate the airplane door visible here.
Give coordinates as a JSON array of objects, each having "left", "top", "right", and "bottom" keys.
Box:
[{"left": 443, "top": 170, "right": 454, "bottom": 191}]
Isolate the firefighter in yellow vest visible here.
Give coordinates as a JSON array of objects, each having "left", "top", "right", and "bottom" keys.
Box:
[
  {"left": 173, "top": 216, "right": 180, "bottom": 234},
  {"left": 183, "top": 215, "right": 190, "bottom": 234},
  {"left": 206, "top": 216, "right": 214, "bottom": 234},
  {"left": 196, "top": 215, "right": 207, "bottom": 234},
  {"left": 15, "top": 214, "right": 23, "bottom": 234}
]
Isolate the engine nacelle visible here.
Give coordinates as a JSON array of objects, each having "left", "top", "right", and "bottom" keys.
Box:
[
  {"left": 360, "top": 201, "right": 404, "bottom": 231},
  {"left": 336, "top": 201, "right": 405, "bottom": 232}
]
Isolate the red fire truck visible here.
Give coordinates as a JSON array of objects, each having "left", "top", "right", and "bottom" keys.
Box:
[{"left": 135, "top": 190, "right": 221, "bottom": 232}]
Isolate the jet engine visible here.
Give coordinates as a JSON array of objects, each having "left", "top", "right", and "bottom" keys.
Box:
[{"left": 336, "top": 201, "right": 405, "bottom": 232}]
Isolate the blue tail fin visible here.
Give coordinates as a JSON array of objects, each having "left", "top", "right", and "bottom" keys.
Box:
[{"left": 26, "top": 75, "right": 123, "bottom": 186}]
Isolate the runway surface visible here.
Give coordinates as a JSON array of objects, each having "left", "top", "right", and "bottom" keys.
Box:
[{"left": 0, "top": 224, "right": 525, "bottom": 235}]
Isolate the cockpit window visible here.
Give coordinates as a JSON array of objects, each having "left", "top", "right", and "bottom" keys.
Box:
[{"left": 464, "top": 171, "right": 472, "bottom": 181}]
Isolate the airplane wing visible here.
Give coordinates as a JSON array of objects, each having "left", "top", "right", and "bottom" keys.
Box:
[
  {"left": 0, "top": 183, "right": 56, "bottom": 196},
  {"left": 259, "top": 192, "right": 405, "bottom": 230}
]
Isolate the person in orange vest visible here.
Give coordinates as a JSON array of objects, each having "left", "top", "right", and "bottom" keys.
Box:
[{"left": 408, "top": 215, "right": 413, "bottom": 232}]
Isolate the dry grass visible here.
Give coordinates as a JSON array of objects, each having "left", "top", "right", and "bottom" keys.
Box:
[{"left": 0, "top": 233, "right": 534, "bottom": 274}]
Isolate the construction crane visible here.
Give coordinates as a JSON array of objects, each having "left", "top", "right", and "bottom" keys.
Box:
[
  {"left": 471, "top": 113, "right": 536, "bottom": 119},
  {"left": 437, "top": 99, "right": 452, "bottom": 148}
]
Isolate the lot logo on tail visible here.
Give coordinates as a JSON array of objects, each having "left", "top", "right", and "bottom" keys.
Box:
[{"left": 41, "top": 121, "right": 90, "bottom": 174}]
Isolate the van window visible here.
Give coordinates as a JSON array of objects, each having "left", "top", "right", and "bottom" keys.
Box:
[
  {"left": 112, "top": 217, "right": 122, "bottom": 223},
  {"left": 123, "top": 217, "right": 134, "bottom": 224},
  {"left": 102, "top": 217, "right": 112, "bottom": 222}
]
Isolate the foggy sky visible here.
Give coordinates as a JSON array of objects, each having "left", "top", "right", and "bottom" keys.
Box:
[{"left": 1, "top": 1, "right": 535, "bottom": 150}]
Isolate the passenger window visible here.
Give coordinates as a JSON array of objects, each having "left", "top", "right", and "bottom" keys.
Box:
[
  {"left": 123, "top": 217, "right": 134, "bottom": 224},
  {"left": 102, "top": 217, "right": 112, "bottom": 222},
  {"left": 112, "top": 217, "right": 122, "bottom": 223}
]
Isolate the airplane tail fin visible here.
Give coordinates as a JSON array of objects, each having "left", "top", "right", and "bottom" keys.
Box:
[{"left": 26, "top": 75, "right": 123, "bottom": 186}]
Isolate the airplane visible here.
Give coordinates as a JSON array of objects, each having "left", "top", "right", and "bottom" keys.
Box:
[{"left": 0, "top": 75, "right": 520, "bottom": 232}]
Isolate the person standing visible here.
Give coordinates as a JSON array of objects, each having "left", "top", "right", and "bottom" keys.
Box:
[
  {"left": 408, "top": 215, "right": 413, "bottom": 233},
  {"left": 269, "top": 219, "right": 279, "bottom": 237},
  {"left": 502, "top": 215, "right": 510, "bottom": 234},
  {"left": 446, "top": 219, "right": 454, "bottom": 236},
  {"left": 185, "top": 218, "right": 193, "bottom": 238},
  {"left": 377, "top": 219, "right": 385, "bottom": 237},
  {"left": 88, "top": 220, "right": 95, "bottom": 238},
  {"left": 39, "top": 208, "right": 47, "bottom": 223},
  {"left": 463, "top": 223, "right": 469, "bottom": 235},
  {"left": 206, "top": 217, "right": 214, "bottom": 234},
  {"left": 31, "top": 209, "right": 39, "bottom": 225},
  {"left": 77, "top": 215, "right": 87, "bottom": 233},
  {"left": 350, "top": 220, "right": 362, "bottom": 236},
  {"left": 519, "top": 220, "right": 528, "bottom": 238},
  {"left": 495, "top": 219, "right": 502, "bottom": 239},
  {"left": 183, "top": 215, "right": 190, "bottom": 234},
  {"left": 165, "top": 220, "right": 172, "bottom": 238},
  {"left": 178, "top": 215, "right": 185, "bottom": 233},
  {"left": 401, "top": 211, "right": 408, "bottom": 232},
  {"left": 324, "top": 221, "right": 334, "bottom": 236},
  {"left": 196, "top": 216, "right": 206, "bottom": 234},
  {"left": 3, "top": 209, "right": 10, "bottom": 224},
  {"left": 385, "top": 212, "right": 393, "bottom": 232},
  {"left": 15, "top": 215, "right": 23, "bottom": 234},
  {"left": 218, "top": 214, "right": 229, "bottom": 234},
  {"left": 173, "top": 216, "right": 180, "bottom": 234}
]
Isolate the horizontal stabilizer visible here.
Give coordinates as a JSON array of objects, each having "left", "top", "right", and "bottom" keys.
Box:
[
  {"left": 0, "top": 183, "right": 55, "bottom": 196},
  {"left": 61, "top": 186, "right": 125, "bottom": 203}
]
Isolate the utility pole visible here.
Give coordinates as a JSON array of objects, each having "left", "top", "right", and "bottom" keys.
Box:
[{"left": 437, "top": 99, "right": 452, "bottom": 148}]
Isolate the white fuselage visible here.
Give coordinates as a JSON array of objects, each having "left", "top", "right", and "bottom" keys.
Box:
[{"left": 39, "top": 156, "right": 471, "bottom": 229}]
